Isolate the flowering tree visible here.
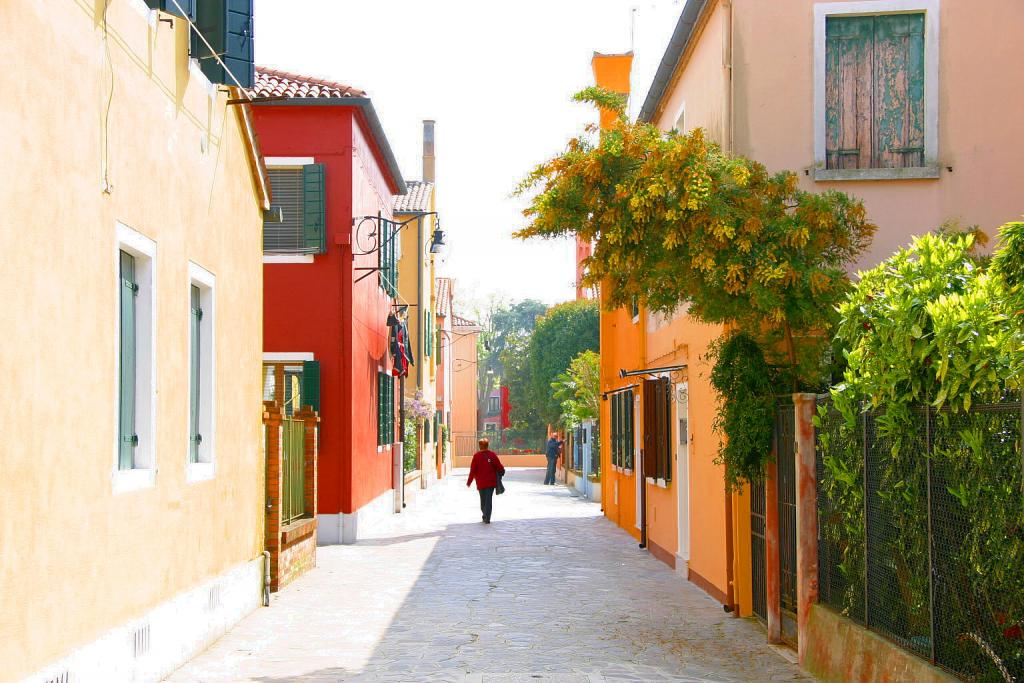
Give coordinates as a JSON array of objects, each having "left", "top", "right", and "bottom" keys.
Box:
[{"left": 515, "top": 87, "right": 875, "bottom": 485}]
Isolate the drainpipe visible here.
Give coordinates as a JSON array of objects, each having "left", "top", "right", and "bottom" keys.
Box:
[
  {"left": 723, "top": 0, "right": 735, "bottom": 154},
  {"left": 399, "top": 375, "right": 406, "bottom": 509}
]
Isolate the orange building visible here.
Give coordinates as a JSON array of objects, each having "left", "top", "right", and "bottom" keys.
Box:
[{"left": 594, "top": 51, "right": 748, "bottom": 615}]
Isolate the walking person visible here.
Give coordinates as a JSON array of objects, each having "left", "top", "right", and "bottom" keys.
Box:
[
  {"left": 543, "top": 434, "right": 562, "bottom": 485},
  {"left": 467, "top": 438, "right": 505, "bottom": 524}
]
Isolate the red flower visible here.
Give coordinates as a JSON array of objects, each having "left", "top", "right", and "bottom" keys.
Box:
[{"left": 1003, "top": 624, "right": 1023, "bottom": 641}]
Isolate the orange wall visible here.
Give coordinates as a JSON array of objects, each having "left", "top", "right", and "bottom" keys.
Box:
[{"left": 451, "top": 324, "right": 480, "bottom": 435}]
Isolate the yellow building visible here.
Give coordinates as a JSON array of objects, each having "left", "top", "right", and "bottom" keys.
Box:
[
  {"left": 394, "top": 120, "right": 442, "bottom": 491},
  {"left": 0, "top": 2, "right": 269, "bottom": 680}
]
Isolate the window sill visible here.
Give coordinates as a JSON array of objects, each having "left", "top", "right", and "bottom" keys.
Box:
[
  {"left": 281, "top": 517, "right": 317, "bottom": 548},
  {"left": 263, "top": 254, "right": 315, "bottom": 264},
  {"left": 112, "top": 468, "right": 156, "bottom": 494},
  {"left": 813, "top": 166, "right": 940, "bottom": 182},
  {"left": 645, "top": 476, "right": 669, "bottom": 489},
  {"left": 187, "top": 461, "right": 216, "bottom": 484}
]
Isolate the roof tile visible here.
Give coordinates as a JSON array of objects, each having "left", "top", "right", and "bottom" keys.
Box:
[
  {"left": 252, "top": 67, "right": 367, "bottom": 100},
  {"left": 394, "top": 180, "right": 434, "bottom": 213}
]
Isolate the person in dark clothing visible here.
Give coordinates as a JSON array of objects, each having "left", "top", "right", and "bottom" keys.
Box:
[
  {"left": 467, "top": 438, "right": 505, "bottom": 523},
  {"left": 543, "top": 434, "right": 562, "bottom": 485}
]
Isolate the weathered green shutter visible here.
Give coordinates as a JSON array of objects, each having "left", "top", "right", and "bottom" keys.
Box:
[
  {"left": 189, "top": 285, "right": 202, "bottom": 463},
  {"left": 147, "top": 0, "right": 195, "bottom": 20},
  {"left": 195, "top": 0, "right": 255, "bottom": 89},
  {"left": 376, "top": 372, "right": 384, "bottom": 445},
  {"left": 825, "top": 16, "right": 874, "bottom": 170},
  {"left": 118, "top": 251, "right": 138, "bottom": 470},
  {"left": 302, "top": 360, "right": 321, "bottom": 412},
  {"left": 873, "top": 14, "right": 925, "bottom": 168},
  {"left": 302, "top": 164, "right": 326, "bottom": 254}
]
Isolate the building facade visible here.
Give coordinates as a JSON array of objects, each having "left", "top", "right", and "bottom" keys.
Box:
[
  {"left": 395, "top": 121, "right": 443, "bottom": 489},
  {"left": 252, "top": 67, "right": 406, "bottom": 546},
  {"left": 435, "top": 277, "right": 456, "bottom": 479},
  {"left": 611, "top": 0, "right": 1024, "bottom": 624},
  {"left": 450, "top": 313, "right": 482, "bottom": 459},
  {"left": 1, "top": 2, "right": 269, "bottom": 680}
]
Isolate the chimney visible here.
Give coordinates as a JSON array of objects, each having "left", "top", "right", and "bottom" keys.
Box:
[{"left": 422, "top": 120, "right": 436, "bottom": 183}]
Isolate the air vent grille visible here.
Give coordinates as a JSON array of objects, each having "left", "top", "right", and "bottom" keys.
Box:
[{"left": 132, "top": 624, "right": 150, "bottom": 658}]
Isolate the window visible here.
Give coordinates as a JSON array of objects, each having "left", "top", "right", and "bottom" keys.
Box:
[
  {"left": 642, "top": 378, "right": 672, "bottom": 481},
  {"left": 263, "top": 359, "right": 320, "bottom": 417},
  {"left": 115, "top": 224, "right": 157, "bottom": 492},
  {"left": 814, "top": 2, "right": 939, "bottom": 180},
  {"left": 377, "top": 371, "right": 394, "bottom": 446},
  {"left": 263, "top": 165, "right": 326, "bottom": 254},
  {"left": 630, "top": 296, "right": 640, "bottom": 321},
  {"left": 611, "top": 389, "right": 635, "bottom": 470},
  {"left": 379, "top": 218, "right": 399, "bottom": 296},
  {"left": 484, "top": 423, "right": 497, "bottom": 434},
  {"left": 488, "top": 396, "right": 500, "bottom": 415},
  {"left": 188, "top": 263, "right": 215, "bottom": 480}
]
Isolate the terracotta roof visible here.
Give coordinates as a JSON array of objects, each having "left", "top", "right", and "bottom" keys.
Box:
[
  {"left": 435, "top": 277, "right": 452, "bottom": 316},
  {"left": 452, "top": 314, "right": 480, "bottom": 329},
  {"left": 394, "top": 181, "right": 434, "bottom": 213},
  {"left": 252, "top": 67, "right": 366, "bottom": 100}
]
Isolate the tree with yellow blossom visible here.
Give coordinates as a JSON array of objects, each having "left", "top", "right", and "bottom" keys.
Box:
[{"left": 515, "top": 87, "right": 877, "bottom": 486}]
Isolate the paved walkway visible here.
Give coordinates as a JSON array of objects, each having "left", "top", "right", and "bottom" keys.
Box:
[{"left": 166, "top": 469, "right": 811, "bottom": 683}]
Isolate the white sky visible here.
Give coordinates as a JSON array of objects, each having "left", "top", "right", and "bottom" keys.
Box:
[{"left": 256, "top": 0, "right": 684, "bottom": 310}]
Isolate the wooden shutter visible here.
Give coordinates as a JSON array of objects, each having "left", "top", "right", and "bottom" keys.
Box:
[
  {"left": 302, "top": 360, "right": 320, "bottom": 413},
  {"left": 424, "top": 312, "right": 432, "bottom": 357},
  {"left": 873, "top": 14, "right": 925, "bottom": 168},
  {"left": 302, "top": 164, "right": 327, "bottom": 253},
  {"left": 189, "top": 285, "right": 202, "bottom": 463},
  {"left": 196, "top": 0, "right": 255, "bottom": 88},
  {"left": 642, "top": 380, "right": 658, "bottom": 478},
  {"left": 147, "top": 0, "right": 195, "bottom": 20},
  {"left": 611, "top": 394, "right": 619, "bottom": 468},
  {"left": 376, "top": 372, "right": 384, "bottom": 446},
  {"left": 660, "top": 378, "right": 672, "bottom": 481},
  {"left": 826, "top": 14, "right": 925, "bottom": 170},
  {"left": 625, "top": 390, "right": 635, "bottom": 470},
  {"left": 118, "top": 251, "right": 138, "bottom": 470},
  {"left": 825, "top": 16, "right": 873, "bottom": 170}
]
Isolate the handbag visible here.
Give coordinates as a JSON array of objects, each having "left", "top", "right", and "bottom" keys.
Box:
[{"left": 490, "top": 456, "right": 506, "bottom": 495}]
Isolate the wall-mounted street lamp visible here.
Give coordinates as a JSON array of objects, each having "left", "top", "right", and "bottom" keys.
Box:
[{"left": 351, "top": 211, "right": 446, "bottom": 283}]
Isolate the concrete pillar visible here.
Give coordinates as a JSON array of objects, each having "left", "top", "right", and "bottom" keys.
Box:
[
  {"left": 765, "top": 459, "right": 782, "bottom": 644},
  {"left": 793, "top": 392, "right": 819, "bottom": 667}
]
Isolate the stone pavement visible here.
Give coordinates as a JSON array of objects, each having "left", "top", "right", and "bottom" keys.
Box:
[{"left": 165, "top": 469, "right": 812, "bottom": 683}]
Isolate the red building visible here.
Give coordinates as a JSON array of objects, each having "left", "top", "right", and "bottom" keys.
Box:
[{"left": 253, "top": 68, "right": 406, "bottom": 544}]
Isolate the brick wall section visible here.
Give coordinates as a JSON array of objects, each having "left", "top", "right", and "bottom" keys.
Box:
[
  {"left": 264, "top": 402, "right": 319, "bottom": 592},
  {"left": 263, "top": 402, "right": 284, "bottom": 591}
]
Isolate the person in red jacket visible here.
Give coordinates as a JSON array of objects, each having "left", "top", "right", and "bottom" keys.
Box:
[{"left": 467, "top": 438, "right": 505, "bottom": 524}]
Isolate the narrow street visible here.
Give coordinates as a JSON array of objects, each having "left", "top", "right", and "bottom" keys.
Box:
[{"left": 166, "top": 470, "right": 808, "bottom": 683}]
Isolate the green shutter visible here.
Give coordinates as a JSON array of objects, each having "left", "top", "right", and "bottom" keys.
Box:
[
  {"left": 302, "top": 164, "right": 326, "bottom": 253},
  {"left": 189, "top": 285, "right": 202, "bottom": 463},
  {"left": 118, "top": 251, "right": 138, "bottom": 470},
  {"left": 195, "top": 0, "right": 254, "bottom": 88},
  {"left": 873, "top": 13, "right": 925, "bottom": 168},
  {"left": 302, "top": 360, "right": 321, "bottom": 412},
  {"left": 377, "top": 372, "right": 384, "bottom": 446}
]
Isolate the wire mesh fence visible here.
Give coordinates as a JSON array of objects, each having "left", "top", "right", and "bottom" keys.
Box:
[{"left": 817, "top": 397, "right": 1024, "bottom": 682}]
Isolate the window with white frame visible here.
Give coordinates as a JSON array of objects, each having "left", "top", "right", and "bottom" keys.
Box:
[
  {"left": 115, "top": 223, "right": 157, "bottom": 492},
  {"left": 188, "top": 262, "right": 215, "bottom": 480},
  {"left": 813, "top": 0, "right": 939, "bottom": 180}
]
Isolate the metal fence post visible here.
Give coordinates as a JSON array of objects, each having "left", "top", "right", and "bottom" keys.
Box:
[
  {"left": 862, "top": 408, "right": 870, "bottom": 629},
  {"left": 925, "top": 405, "right": 937, "bottom": 665}
]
